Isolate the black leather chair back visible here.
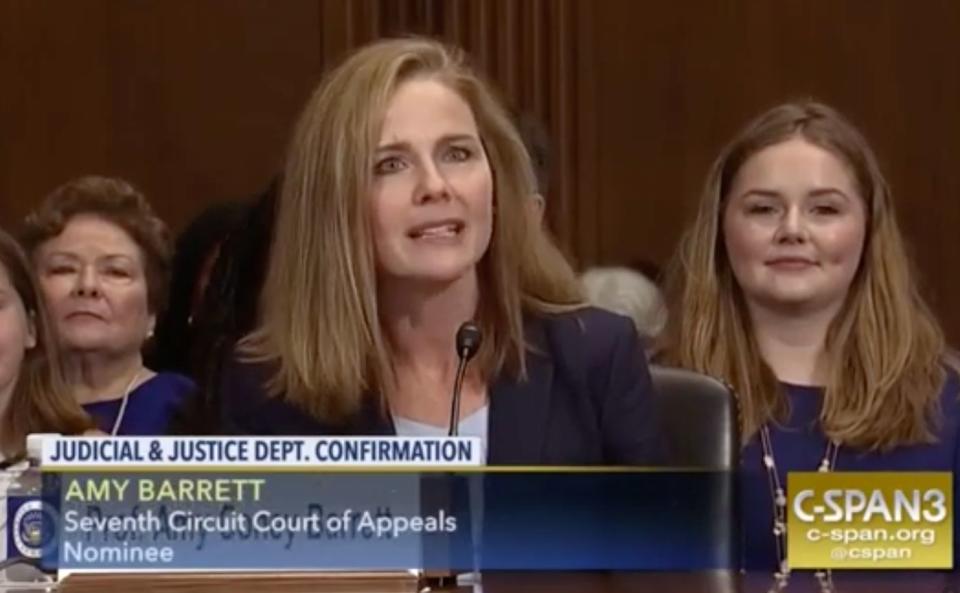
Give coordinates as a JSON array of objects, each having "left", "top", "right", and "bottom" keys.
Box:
[
  {"left": 650, "top": 364, "right": 740, "bottom": 571},
  {"left": 650, "top": 365, "right": 739, "bottom": 469}
]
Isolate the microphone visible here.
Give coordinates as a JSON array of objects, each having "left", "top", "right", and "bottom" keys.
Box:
[
  {"left": 448, "top": 321, "right": 482, "bottom": 436},
  {"left": 423, "top": 322, "right": 482, "bottom": 588}
]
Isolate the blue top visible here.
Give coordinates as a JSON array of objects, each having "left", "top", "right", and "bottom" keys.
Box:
[
  {"left": 82, "top": 372, "right": 195, "bottom": 436},
  {"left": 219, "top": 307, "right": 664, "bottom": 466},
  {"left": 740, "top": 369, "right": 960, "bottom": 570}
]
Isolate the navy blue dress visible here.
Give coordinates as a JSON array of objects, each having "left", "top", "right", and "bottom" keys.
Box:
[
  {"left": 82, "top": 372, "right": 195, "bottom": 435},
  {"left": 740, "top": 370, "right": 960, "bottom": 570}
]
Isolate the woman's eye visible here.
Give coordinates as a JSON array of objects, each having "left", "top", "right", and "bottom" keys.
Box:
[
  {"left": 747, "top": 204, "right": 776, "bottom": 215},
  {"left": 374, "top": 156, "right": 407, "bottom": 175},
  {"left": 445, "top": 146, "right": 472, "bottom": 162}
]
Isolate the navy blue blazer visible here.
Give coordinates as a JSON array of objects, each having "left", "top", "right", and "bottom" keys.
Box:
[{"left": 219, "top": 307, "right": 663, "bottom": 465}]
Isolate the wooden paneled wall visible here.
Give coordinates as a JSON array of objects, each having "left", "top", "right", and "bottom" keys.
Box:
[
  {"left": 0, "top": 0, "right": 323, "bottom": 233},
  {"left": 2, "top": 0, "right": 959, "bottom": 341},
  {"left": 581, "top": 1, "right": 960, "bottom": 336}
]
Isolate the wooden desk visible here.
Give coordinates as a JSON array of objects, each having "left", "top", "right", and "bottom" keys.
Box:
[
  {"left": 482, "top": 571, "right": 954, "bottom": 593},
  {"left": 21, "top": 570, "right": 954, "bottom": 593}
]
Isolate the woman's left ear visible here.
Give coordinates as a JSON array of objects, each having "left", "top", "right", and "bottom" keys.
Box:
[{"left": 147, "top": 314, "right": 156, "bottom": 340}]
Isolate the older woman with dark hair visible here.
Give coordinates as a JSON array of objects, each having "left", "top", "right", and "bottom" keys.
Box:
[{"left": 20, "top": 176, "right": 194, "bottom": 435}]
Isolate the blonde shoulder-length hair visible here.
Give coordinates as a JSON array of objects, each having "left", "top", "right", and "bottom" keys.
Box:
[
  {"left": 660, "top": 100, "right": 946, "bottom": 452},
  {"left": 244, "top": 37, "right": 583, "bottom": 422}
]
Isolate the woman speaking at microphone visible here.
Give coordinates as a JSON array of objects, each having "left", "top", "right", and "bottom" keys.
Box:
[{"left": 219, "top": 37, "right": 662, "bottom": 465}]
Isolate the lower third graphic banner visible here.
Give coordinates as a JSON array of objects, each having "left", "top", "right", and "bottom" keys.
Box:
[{"left": 40, "top": 471, "right": 735, "bottom": 572}]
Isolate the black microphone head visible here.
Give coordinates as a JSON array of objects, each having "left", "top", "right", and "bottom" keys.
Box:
[{"left": 455, "top": 321, "right": 482, "bottom": 361}]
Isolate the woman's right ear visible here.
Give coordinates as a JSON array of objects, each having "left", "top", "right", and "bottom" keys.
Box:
[{"left": 527, "top": 193, "right": 545, "bottom": 225}]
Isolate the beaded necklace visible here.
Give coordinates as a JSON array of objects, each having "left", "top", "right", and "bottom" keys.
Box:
[{"left": 758, "top": 424, "right": 840, "bottom": 592}]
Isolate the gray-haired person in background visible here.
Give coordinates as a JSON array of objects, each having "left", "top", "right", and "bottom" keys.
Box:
[{"left": 581, "top": 266, "right": 668, "bottom": 345}]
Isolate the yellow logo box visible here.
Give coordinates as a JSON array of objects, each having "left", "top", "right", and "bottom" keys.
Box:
[{"left": 787, "top": 472, "right": 952, "bottom": 569}]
